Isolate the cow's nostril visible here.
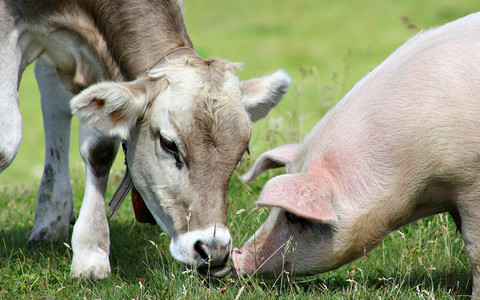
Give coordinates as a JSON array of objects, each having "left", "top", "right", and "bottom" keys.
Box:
[
  {"left": 193, "top": 240, "right": 231, "bottom": 267},
  {"left": 194, "top": 240, "right": 232, "bottom": 278},
  {"left": 193, "top": 241, "right": 209, "bottom": 262}
]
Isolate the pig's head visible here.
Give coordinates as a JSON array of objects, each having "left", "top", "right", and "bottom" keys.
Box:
[
  {"left": 233, "top": 144, "right": 343, "bottom": 279},
  {"left": 71, "top": 56, "right": 291, "bottom": 275}
]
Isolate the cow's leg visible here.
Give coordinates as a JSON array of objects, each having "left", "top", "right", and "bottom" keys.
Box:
[
  {"left": 0, "top": 29, "right": 22, "bottom": 173},
  {"left": 28, "top": 59, "right": 74, "bottom": 243},
  {"left": 457, "top": 187, "right": 480, "bottom": 297},
  {"left": 70, "top": 124, "right": 119, "bottom": 278}
]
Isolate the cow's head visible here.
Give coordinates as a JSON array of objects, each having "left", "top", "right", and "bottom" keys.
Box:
[{"left": 71, "top": 55, "right": 291, "bottom": 274}]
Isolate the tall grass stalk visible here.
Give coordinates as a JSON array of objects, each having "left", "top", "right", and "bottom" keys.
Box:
[{"left": 1, "top": 0, "right": 477, "bottom": 298}]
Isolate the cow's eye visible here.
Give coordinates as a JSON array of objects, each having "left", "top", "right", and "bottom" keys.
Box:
[{"left": 160, "top": 135, "right": 178, "bottom": 156}]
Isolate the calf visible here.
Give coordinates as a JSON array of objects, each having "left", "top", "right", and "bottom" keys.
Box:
[
  {"left": 232, "top": 12, "right": 480, "bottom": 295},
  {"left": 0, "top": 0, "right": 291, "bottom": 278}
]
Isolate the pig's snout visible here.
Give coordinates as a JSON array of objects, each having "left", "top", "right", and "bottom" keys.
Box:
[
  {"left": 231, "top": 247, "right": 255, "bottom": 277},
  {"left": 232, "top": 246, "right": 287, "bottom": 279}
]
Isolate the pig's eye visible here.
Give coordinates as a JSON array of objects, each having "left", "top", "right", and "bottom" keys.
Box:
[
  {"left": 285, "top": 212, "right": 300, "bottom": 223},
  {"left": 285, "top": 211, "right": 312, "bottom": 229}
]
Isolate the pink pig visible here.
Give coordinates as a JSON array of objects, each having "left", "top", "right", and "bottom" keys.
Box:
[{"left": 232, "top": 12, "right": 480, "bottom": 295}]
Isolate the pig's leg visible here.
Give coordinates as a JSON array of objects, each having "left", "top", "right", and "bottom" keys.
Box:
[{"left": 457, "top": 191, "right": 480, "bottom": 296}]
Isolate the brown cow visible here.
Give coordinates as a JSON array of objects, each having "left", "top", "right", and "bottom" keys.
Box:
[{"left": 0, "top": 0, "right": 291, "bottom": 278}]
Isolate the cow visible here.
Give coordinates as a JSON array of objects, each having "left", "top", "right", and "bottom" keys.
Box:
[
  {"left": 232, "top": 12, "right": 480, "bottom": 296},
  {"left": 0, "top": 0, "right": 291, "bottom": 278}
]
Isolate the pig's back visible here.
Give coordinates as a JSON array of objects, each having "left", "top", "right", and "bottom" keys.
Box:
[{"left": 297, "top": 12, "right": 480, "bottom": 202}]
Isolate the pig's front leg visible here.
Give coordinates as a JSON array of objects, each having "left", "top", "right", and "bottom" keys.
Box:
[{"left": 457, "top": 189, "right": 480, "bottom": 296}]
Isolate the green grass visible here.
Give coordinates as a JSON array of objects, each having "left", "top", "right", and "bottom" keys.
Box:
[
  {"left": 0, "top": 171, "right": 472, "bottom": 298},
  {"left": 0, "top": 0, "right": 478, "bottom": 298}
]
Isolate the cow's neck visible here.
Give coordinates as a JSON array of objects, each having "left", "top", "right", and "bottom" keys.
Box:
[
  {"left": 18, "top": 0, "right": 194, "bottom": 81},
  {"left": 87, "top": 0, "right": 194, "bottom": 79}
]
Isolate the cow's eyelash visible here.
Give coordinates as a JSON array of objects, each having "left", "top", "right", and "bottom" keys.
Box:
[
  {"left": 159, "top": 134, "right": 184, "bottom": 170},
  {"left": 159, "top": 134, "right": 178, "bottom": 155}
]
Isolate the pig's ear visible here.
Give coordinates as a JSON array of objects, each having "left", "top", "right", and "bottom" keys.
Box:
[
  {"left": 241, "top": 144, "right": 299, "bottom": 182},
  {"left": 240, "top": 70, "right": 291, "bottom": 122},
  {"left": 256, "top": 173, "right": 336, "bottom": 223}
]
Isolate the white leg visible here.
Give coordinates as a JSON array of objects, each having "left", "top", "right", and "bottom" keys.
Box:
[
  {"left": 70, "top": 123, "right": 119, "bottom": 279},
  {"left": 0, "top": 28, "right": 22, "bottom": 173},
  {"left": 28, "top": 59, "right": 74, "bottom": 243},
  {"left": 456, "top": 186, "right": 480, "bottom": 297}
]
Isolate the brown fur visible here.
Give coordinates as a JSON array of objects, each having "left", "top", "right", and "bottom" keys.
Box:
[
  {"left": 87, "top": 138, "right": 118, "bottom": 177},
  {"left": 7, "top": 0, "right": 192, "bottom": 84},
  {"left": 0, "top": 150, "right": 6, "bottom": 168},
  {"left": 166, "top": 57, "right": 250, "bottom": 231}
]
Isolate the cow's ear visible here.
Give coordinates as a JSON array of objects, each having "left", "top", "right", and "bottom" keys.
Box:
[
  {"left": 71, "top": 77, "right": 160, "bottom": 137},
  {"left": 240, "top": 70, "right": 291, "bottom": 123},
  {"left": 241, "top": 143, "right": 298, "bottom": 182},
  {"left": 176, "top": 0, "right": 184, "bottom": 9}
]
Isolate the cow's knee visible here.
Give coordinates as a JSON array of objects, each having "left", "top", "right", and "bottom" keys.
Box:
[
  {"left": 0, "top": 118, "right": 22, "bottom": 172},
  {"left": 79, "top": 125, "right": 119, "bottom": 179},
  {"left": 0, "top": 30, "right": 23, "bottom": 173},
  {"left": 0, "top": 139, "right": 21, "bottom": 172}
]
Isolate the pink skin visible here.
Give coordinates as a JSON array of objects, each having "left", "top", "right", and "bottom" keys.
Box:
[
  {"left": 256, "top": 163, "right": 336, "bottom": 222},
  {"left": 233, "top": 161, "right": 341, "bottom": 279},
  {"left": 233, "top": 13, "right": 480, "bottom": 296},
  {"left": 233, "top": 209, "right": 288, "bottom": 277}
]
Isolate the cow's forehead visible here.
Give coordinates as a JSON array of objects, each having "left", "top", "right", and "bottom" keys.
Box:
[
  {"left": 148, "top": 56, "right": 243, "bottom": 120},
  {"left": 148, "top": 56, "right": 241, "bottom": 92},
  {"left": 147, "top": 55, "right": 251, "bottom": 166},
  {"left": 186, "top": 94, "right": 250, "bottom": 153}
]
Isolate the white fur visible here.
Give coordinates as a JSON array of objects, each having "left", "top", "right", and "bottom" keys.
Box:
[
  {"left": 71, "top": 81, "right": 150, "bottom": 137},
  {"left": 0, "top": 27, "right": 23, "bottom": 172},
  {"left": 69, "top": 124, "right": 117, "bottom": 278},
  {"left": 170, "top": 226, "right": 232, "bottom": 265},
  {"left": 240, "top": 70, "right": 292, "bottom": 122}
]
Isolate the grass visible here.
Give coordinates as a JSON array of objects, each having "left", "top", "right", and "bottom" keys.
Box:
[
  {"left": 0, "top": 171, "right": 472, "bottom": 298},
  {"left": 0, "top": 0, "right": 478, "bottom": 298}
]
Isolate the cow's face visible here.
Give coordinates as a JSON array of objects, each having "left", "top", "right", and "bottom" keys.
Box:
[
  {"left": 127, "top": 58, "right": 251, "bottom": 268},
  {"left": 71, "top": 56, "right": 291, "bottom": 273}
]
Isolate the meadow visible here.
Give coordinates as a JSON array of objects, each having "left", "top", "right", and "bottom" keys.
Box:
[{"left": 1, "top": 0, "right": 479, "bottom": 298}]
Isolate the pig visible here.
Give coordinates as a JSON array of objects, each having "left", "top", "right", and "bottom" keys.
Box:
[{"left": 232, "top": 12, "right": 480, "bottom": 295}]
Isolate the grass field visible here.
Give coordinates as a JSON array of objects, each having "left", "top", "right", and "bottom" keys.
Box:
[{"left": 1, "top": 0, "right": 479, "bottom": 298}]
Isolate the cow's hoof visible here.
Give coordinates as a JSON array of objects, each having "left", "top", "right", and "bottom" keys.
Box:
[
  {"left": 70, "top": 251, "right": 111, "bottom": 279},
  {"left": 29, "top": 217, "right": 71, "bottom": 243},
  {"left": 70, "top": 266, "right": 111, "bottom": 280},
  {"left": 71, "top": 264, "right": 111, "bottom": 280},
  {"left": 28, "top": 227, "right": 51, "bottom": 245}
]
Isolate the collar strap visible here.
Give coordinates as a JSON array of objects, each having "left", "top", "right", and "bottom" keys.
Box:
[
  {"left": 109, "top": 139, "right": 132, "bottom": 219},
  {"left": 110, "top": 47, "right": 197, "bottom": 218},
  {"left": 147, "top": 46, "right": 198, "bottom": 72}
]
